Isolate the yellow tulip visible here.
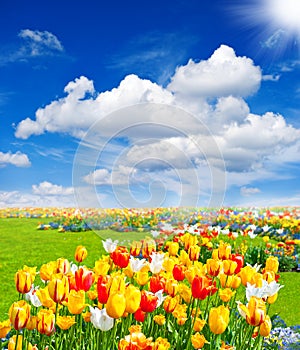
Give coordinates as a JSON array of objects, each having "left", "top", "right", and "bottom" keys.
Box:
[
  {"left": 238, "top": 296, "right": 266, "bottom": 326},
  {"left": 178, "top": 283, "right": 192, "bottom": 304},
  {"left": 267, "top": 293, "right": 278, "bottom": 304},
  {"left": 0, "top": 319, "right": 11, "bottom": 338},
  {"left": 216, "top": 241, "right": 231, "bottom": 260},
  {"left": 181, "top": 233, "right": 198, "bottom": 250},
  {"left": 48, "top": 273, "right": 69, "bottom": 303},
  {"left": 94, "top": 258, "right": 110, "bottom": 276},
  {"left": 8, "top": 335, "right": 32, "bottom": 350},
  {"left": 259, "top": 315, "right": 272, "bottom": 337},
  {"left": 222, "top": 260, "right": 238, "bottom": 276},
  {"left": 191, "top": 332, "right": 209, "bottom": 349},
  {"left": 9, "top": 300, "right": 31, "bottom": 330},
  {"left": 206, "top": 259, "right": 222, "bottom": 277},
  {"left": 153, "top": 337, "right": 171, "bottom": 350},
  {"left": 56, "top": 258, "right": 70, "bottom": 274},
  {"left": 74, "top": 245, "right": 88, "bottom": 263},
  {"left": 168, "top": 241, "right": 179, "bottom": 256},
  {"left": 208, "top": 305, "right": 230, "bottom": 334},
  {"left": 110, "top": 275, "right": 126, "bottom": 294},
  {"left": 153, "top": 314, "right": 166, "bottom": 326},
  {"left": 36, "top": 309, "right": 55, "bottom": 336},
  {"left": 239, "top": 265, "right": 256, "bottom": 286},
  {"left": 56, "top": 315, "right": 76, "bottom": 330},
  {"left": 163, "top": 256, "right": 177, "bottom": 272},
  {"left": 67, "top": 289, "right": 86, "bottom": 314},
  {"left": 39, "top": 261, "right": 56, "bottom": 281},
  {"left": 135, "top": 270, "right": 149, "bottom": 286},
  {"left": 125, "top": 284, "right": 141, "bottom": 314},
  {"left": 219, "top": 288, "right": 236, "bottom": 303},
  {"left": 26, "top": 316, "right": 37, "bottom": 331},
  {"left": 35, "top": 286, "right": 56, "bottom": 309},
  {"left": 188, "top": 245, "right": 200, "bottom": 261},
  {"left": 163, "top": 295, "right": 178, "bottom": 313},
  {"left": 106, "top": 292, "right": 126, "bottom": 318},
  {"left": 15, "top": 270, "right": 32, "bottom": 294},
  {"left": 193, "top": 318, "right": 206, "bottom": 332},
  {"left": 250, "top": 272, "right": 264, "bottom": 288},
  {"left": 265, "top": 256, "right": 279, "bottom": 274}
]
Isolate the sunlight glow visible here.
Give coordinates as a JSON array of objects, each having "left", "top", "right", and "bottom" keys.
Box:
[{"left": 266, "top": 0, "right": 300, "bottom": 34}]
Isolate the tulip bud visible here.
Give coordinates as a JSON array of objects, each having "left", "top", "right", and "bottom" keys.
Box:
[
  {"left": 125, "top": 284, "right": 141, "bottom": 314},
  {"left": 106, "top": 292, "right": 126, "bottom": 318},
  {"left": 74, "top": 245, "right": 88, "bottom": 263},
  {"left": 259, "top": 315, "right": 272, "bottom": 337},
  {"left": 209, "top": 305, "right": 230, "bottom": 334}
]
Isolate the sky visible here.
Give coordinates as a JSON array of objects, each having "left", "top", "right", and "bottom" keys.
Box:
[{"left": 0, "top": 0, "right": 300, "bottom": 209}]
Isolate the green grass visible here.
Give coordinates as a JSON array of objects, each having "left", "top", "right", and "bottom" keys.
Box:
[
  {"left": 0, "top": 218, "right": 147, "bottom": 320},
  {"left": 0, "top": 218, "right": 299, "bottom": 326}
]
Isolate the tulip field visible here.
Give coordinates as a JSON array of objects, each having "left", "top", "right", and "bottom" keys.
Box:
[{"left": 0, "top": 207, "right": 300, "bottom": 349}]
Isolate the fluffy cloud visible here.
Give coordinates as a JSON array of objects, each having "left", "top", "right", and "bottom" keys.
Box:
[
  {"left": 13, "top": 44, "right": 300, "bottom": 207},
  {"left": 15, "top": 75, "right": 174, "bottom": 139},
  {"left": 32, "top": 181, "right": 74, "bottom": 196},
  {"left": 167, "top": 45, "right": 262, "bottom": 98},
  {"left": 240, "top": 186, "right": 261, "bottom": 196},
  {"left": 0, "top": 151, "right": 31, "bottom": 167}
]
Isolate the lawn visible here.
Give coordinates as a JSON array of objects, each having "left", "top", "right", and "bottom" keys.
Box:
[
  {"left": 0, "top": 217, "right": 146, "bottom": 320},
  {"left": 0, "top": 217, "right": 299, "bottom": 326}
]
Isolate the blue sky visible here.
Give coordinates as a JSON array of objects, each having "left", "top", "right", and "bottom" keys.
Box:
[{"left": 1, "top": 0, "right": 300, "bottom": 208}]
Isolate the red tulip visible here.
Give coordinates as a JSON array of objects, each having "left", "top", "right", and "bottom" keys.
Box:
[
  {"left": 140, "top": 290, "right": 158, "bottom": 313},
  {"left": 191, "top": 275, "right": 217, "bottom": 300},
  {"left": 111, "top": 246, "right": 130, "bottom": 268},
  {"left": 75, "top": 267, "right": 94, "bottom": 292}
]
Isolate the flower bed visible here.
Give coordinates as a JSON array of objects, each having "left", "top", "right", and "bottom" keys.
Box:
[{"left": 0, "top": 225, "right": 292, "bottom": 349}]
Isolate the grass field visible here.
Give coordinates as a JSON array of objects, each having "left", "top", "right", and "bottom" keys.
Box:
[{"left": 0, "top": 217, "right": 299, "bottom": 326}]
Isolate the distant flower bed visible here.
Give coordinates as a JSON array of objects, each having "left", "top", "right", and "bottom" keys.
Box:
[{"left": 0, "top": 224, "right": 297, "bottom": 349}]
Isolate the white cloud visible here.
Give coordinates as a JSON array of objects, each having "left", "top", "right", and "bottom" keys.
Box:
[
  {"left": 15, "top": 74, "right": 174, "bottom": 139},
  {"left": 0, "top": 29, "right": 64, "bottom": 66},
  {"left": 83, "top": 166, "right": 137, "bottom": 186},
  {"left": 240, "top": 186, "right": 261, "bottom": 196},
  {"left": 0, "top": 190, "right": 75, "bottom": 208},
  {"left": 13, "top": 44, "right": 300, "bottom": 207},
  {"left": 0, "top": 151, "right": 31, "bottom": 167},
  {"left": 18, "top": 29, "right": 64, "bottom": 55},
  {"left": 32, "top": 181, "right": 74, "bottom": 196},
  {"left": 167, "top": 45, "right": 262, "bottom": 98},
  {"left": 262, "top": 74, "right": 280, "bottom": 81}
]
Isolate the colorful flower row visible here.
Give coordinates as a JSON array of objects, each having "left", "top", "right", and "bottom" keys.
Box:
[{"left": 0, "top": 226, "right": 286, "bottom": 349}]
